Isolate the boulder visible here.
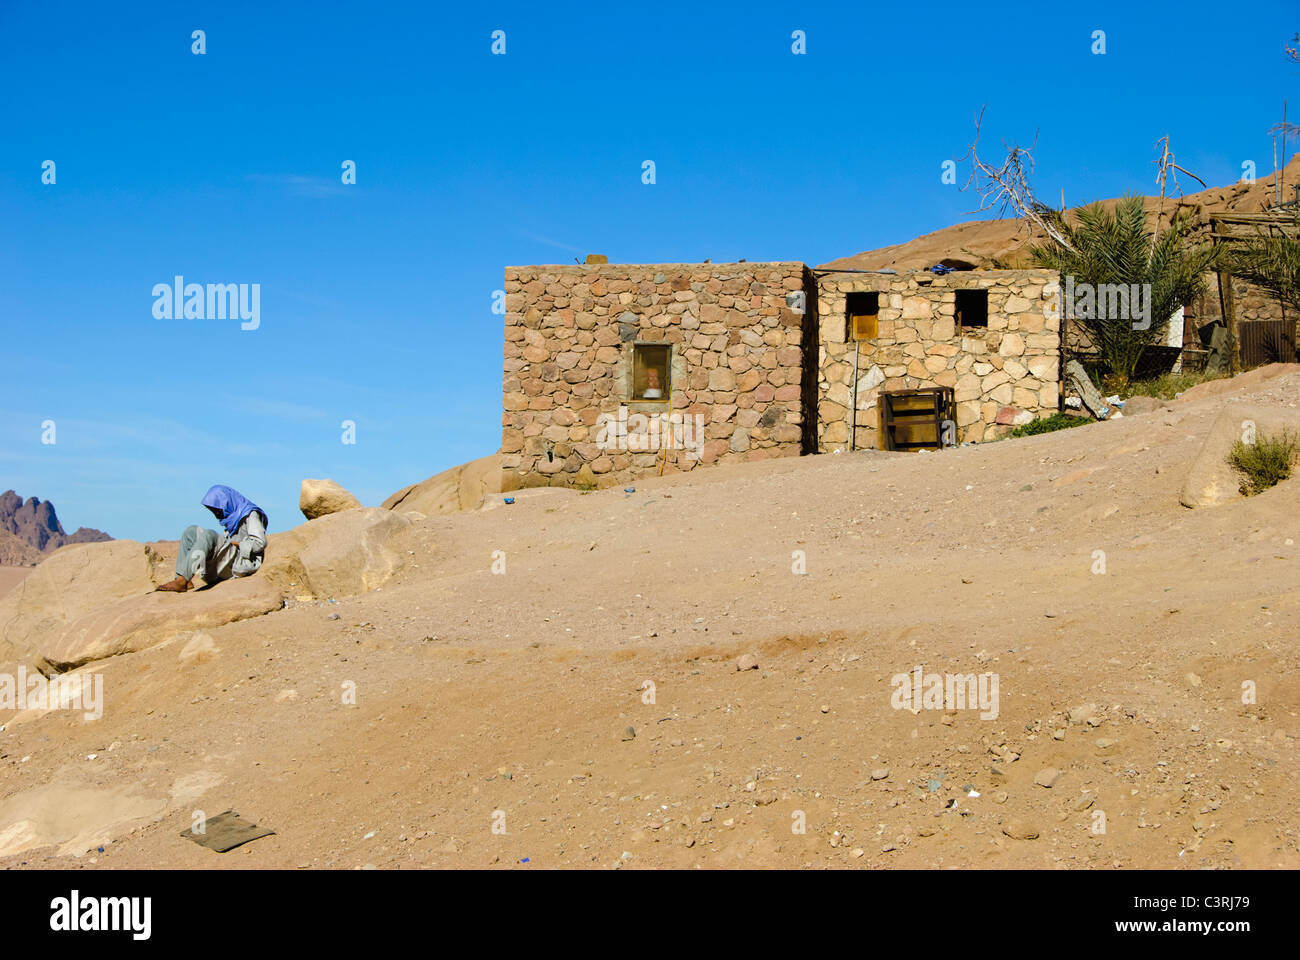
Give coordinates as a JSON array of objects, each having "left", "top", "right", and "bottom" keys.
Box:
[
  {"left": 0, "top": 541, "right": 157, "bottom": 667},
  {"left": 1179, "top": 402, "right": 1300, "bottom": 508},
  {"left": 0, "top": 509, "right": 417, "bottom": 673},
  {"left": 37, "top": 579, "right": 281, "bottom": 673},
  {"left": 1118, "top": 395, "right": 1163, "bottom": 417},
  {"left": 279, "top": 508, "right": 413, "bottom": 598},
  {"left": 383, "top": 454, "right": 501, "bottom": 515},
  {"left": 299, "top": 478, "right": 362, "bottom": 520}
]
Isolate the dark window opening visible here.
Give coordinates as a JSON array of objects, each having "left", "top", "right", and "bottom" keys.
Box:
[
  {"left": 846, "top": 291, "right": 879, "bottom": 340},
  {"left": 955, "top": 289, "right": 988, "bottom": 329},
  {"left": 631, "top": 343, "right": 670, "bottom": 401}
]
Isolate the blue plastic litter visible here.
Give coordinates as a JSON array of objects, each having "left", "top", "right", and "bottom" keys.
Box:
[
  {"left": 520, "top": 857, "right": 530, "bottom": 863},
  {"left": 624, "top": 487, "right": 636, "bottom": 493},
  {"left": 503, "top": 497, "right": 515, "bottom": 504},
  {"left": 930, "top": 263, "right": 954, "bottom": 275}
]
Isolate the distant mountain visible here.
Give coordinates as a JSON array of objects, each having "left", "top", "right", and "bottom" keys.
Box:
[{"left": 0, "top": 490, "right": 112, "bottom": 565}]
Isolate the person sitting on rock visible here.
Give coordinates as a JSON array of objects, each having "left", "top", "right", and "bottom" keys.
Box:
[{"left": 156, "top": 484, "right": 268, "bottom": 592}]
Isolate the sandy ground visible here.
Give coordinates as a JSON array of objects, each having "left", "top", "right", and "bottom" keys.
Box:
[
  {"left": 0, "top": 567, "right": 32, "bottom": 601},
  {"left": 1, "top": 374, "right": 1298, "bottom": 870}
]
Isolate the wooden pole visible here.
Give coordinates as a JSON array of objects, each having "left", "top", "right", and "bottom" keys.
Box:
[{"left": 1219, "top": 269, "right": 1240, "bottom": 374}]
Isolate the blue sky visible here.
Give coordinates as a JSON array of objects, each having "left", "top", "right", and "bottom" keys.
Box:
[{"left": 1, "top": 0, "right": 1294, "bottom": 542}]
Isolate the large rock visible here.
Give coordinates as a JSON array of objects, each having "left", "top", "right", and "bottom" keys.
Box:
[
  {"left": 272, "top": 507, "right": 414, "bottom": 599},
  {"left": 1180, "top": 402, "right": 1300, "bottom": 508},
  {"left": 0, "top": 539, "right": 282, "bottom": 672},
  {"left": 37, "top": 578, "right": 282, "bottom": 673},
  {"left": 299, "top": 478, "right": 362, "bottom": 520},
  {"left": 1118, "top": 395, "right": 1163, "bottom": 418},
  {"left": 383, "top": 455, "right": 500, "bottom": 515},
  {"left": 0, "top": 509, "right": 417, "bottom": 673},
  {"left": 0, "top": 541, "right": 157, "bottom": 666}
]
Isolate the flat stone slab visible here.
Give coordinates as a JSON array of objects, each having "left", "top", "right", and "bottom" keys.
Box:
[{"left": 38, "top": 578, "right": 282, "bottom": 673}]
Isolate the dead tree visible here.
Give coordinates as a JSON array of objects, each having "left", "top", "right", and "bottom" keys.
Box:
[
  {"left": 1150, "top": 135, "right": 1206, "bottom": 254},
  {"left": 957, "top": 106, "right": 1074, "bottom": 252}
]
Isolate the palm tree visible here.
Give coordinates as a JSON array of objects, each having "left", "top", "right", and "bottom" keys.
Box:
[
  {"left": 1226, "top": 215, "right": 1300, "bottom": 316},
  {"left": 1031, "top": 196, "right": 1219, "bottom": 390}
]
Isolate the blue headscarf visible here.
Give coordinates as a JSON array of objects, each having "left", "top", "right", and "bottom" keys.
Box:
[{"left": 202, "top": 485, "right": 269, "bottom": 536}]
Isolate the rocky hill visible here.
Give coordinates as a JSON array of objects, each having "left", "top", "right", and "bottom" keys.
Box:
[
  {"left": 821, "top": 156, "right": 1300, "bottom": 272},
  {"left": 0, "top": 490, "right": 112, "bottom": 565}
]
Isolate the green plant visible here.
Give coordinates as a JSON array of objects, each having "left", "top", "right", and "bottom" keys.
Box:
[
  {"left": 1226, "top": 214, "right": 1300, "bottom": 316},
  {"left": 1124, "top": 369, "right": 1227, "bottom": 401},
  {"left": 1228, "top": 429, "right": 1299, "bottom": 495},
  {"left": 1006, "top": 413, "right": 1093, "bottom": 438},
  {"left": 1031, "top": 196, "right": 1219, "bottom": 391}
]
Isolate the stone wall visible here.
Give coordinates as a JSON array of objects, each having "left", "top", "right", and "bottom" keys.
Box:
[
  {"left": 815, "top": 269, "right": 1061, "bottom": 449},
  {"left": 1069, "top": 273, "right": 1292, "bottom": 364},
  {"left": 501, "top": 262, "right": 814, "bottom": 490},
  {"left": 1196, "top": 274, "right": 1291, "bottom": 332}
]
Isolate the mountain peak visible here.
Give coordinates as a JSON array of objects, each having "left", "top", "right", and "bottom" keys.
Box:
[{"left": 0, "top": 491, "right": 112, "bottom": 565}]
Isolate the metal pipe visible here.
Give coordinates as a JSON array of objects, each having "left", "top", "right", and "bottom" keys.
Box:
[{"left": 849, "top": 339, "right": 860, "bottom": 452}]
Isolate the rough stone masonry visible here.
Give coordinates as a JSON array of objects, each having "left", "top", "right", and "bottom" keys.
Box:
[
  {"left": 501, "top": 262, "right": 815, "bottom": 490},
  {"left": 501, "top": 261, "right": 1061, "bottom": 490},
  {"left": 816, "top": 268, "right": 1060, "bottom": 450}
]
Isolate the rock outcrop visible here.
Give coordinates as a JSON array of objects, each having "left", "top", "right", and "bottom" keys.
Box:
[
  {"left": 272, "top": 507, "right": 414, "bottom": 599},
  {"left": 0, "top": 508, "right": 418, "bottom": 673},
  {"left": 383, "top": 455, "right": 500, "bottom": 516},
  {"left": 298, "top": 478, "right": 362, "bottom": 520},
  {"left": 0, "top": 529, "right": 42, "bottom": 566}
]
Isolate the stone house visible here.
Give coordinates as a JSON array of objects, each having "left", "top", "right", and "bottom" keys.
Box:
[
  {"left": 500, "top": 260, "right": 1060, "bottom": 490},
  {"left": 815, "top": 268, "right": 1060, "bottom": 450}
]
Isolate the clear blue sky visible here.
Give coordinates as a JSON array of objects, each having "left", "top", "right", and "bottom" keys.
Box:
[{"left": 1, "top": 0, "right": 1294, "bottom": 542}]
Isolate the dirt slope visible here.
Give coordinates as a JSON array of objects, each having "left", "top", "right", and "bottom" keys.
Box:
[{"left": 1, "top": 371, "right": 1297, "bottom": 870}]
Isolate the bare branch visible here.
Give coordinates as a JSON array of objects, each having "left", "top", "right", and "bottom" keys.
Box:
[
  {"left": 1151, "top": 136, "right": 1206, "bottom": 254},
  {"left": 1269, "top": 120, "right": 1300, "bottom": 143},
  {"left": 957, "top": 106, "right": 1074, "bottom": 252}
]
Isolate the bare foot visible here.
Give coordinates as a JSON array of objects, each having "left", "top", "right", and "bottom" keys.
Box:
[{"left": 155, "top": 575, "right": 191, "bottom": 593}]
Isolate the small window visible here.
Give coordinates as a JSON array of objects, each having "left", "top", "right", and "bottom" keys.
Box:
[
  {"left": 955, "top": 289, "right": 988, "bottom": 329},
  {"left": 631, "top": 343, "right": 670, "bottom": 401},
  {"left": 847, "top": 291, "right": 879, "bottom": 340}
]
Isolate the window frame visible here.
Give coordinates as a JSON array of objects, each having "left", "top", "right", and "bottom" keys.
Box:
[
  {"left": 954, "top": 288, "right": 989, "bottom": 331},
  {"left": 846, "top": 291, "right": 880, "bottom": 341},
  {"left": 630, "top": 342, "right": 672, "bottom": 404}
]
